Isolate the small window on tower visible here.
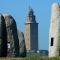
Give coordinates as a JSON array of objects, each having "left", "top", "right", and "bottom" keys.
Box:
[{"left": 51, "top": 37, "right": 54, "bottom": 46}]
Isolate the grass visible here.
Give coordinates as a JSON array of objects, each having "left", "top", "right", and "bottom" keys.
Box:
[
  {"left": 49, "top": 57, "right": 60, "bottom": 60},
  {"left": 0, "top": 56, "right": 49, "bottom": 60},
  {"left": 0, "top": 57, "right": 60, "bottom": 60},
  {"left": 0, "top": 53, "right": 60, "bottom": 60}
]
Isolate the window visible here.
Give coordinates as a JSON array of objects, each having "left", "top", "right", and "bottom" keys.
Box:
[{"left": 51, "top": 37, "right": 54, "bottom": 46}]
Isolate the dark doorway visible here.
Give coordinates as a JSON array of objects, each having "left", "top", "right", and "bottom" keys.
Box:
[{"left": 51, "top": 37, "right": 54, "bottom": 46}]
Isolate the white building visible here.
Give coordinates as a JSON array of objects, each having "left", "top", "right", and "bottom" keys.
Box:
[{"left": 49, "top": 3, "right": 60, "bottom": 57}]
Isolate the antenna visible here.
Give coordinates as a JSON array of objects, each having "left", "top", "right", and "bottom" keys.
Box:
[
  {"left": 29, "top": 0, "right": 32, "bottom": 9},
  {"left": 25, "top": 0, "right": 33, "bottom": 16},
  {"left": 29, "top": 6, "right": 32, "bottom": 10}
]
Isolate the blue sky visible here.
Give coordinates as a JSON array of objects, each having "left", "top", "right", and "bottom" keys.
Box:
[{"left": 0, "top": 0, "right": 60, "bottom": 50}]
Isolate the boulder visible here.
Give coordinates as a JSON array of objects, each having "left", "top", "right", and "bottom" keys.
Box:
[
  {"left": 18, "top": 31, "right": 26, "bottom": 57},
  {"left": 0, "top": 14, "right": 7, "bottom": 57},
  {"left": 3, "top": 14, "right": 19, "bottom": 57}
]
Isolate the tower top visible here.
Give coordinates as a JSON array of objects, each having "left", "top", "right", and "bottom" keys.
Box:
[
  {"left": 28, "top": 7, "right": 34, "bottom": 16},
  {"left": 26, "top": 7, "right": 37, "bottom": 23},
  {"left": 51, "top": 3, "right": 60, "bottom": 16},
  {"left": 52, "top": 3, "right": 60, "bottom": 10},
  {"left": 52, "top": 3, "right": 59, "bottom": 7}
]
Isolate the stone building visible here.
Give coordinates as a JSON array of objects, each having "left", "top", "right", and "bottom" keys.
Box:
[
  {"left": 0, "top": 14, "right": 7, "bottom": 57},
  {"left": 25, "top": 8, "right": 38, "bottom": 52},
  {"left": 49, "top": 3, "right": 60, "bottom": 57}
]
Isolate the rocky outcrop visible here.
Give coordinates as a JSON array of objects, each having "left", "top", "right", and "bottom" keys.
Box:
[
  {"left": 18, "top": 31, "right": 26, "bottom": 57},
  {"left": 0, "top": 14, "right": 7, "bottom": 57},
  {"left": 0, "top": 14, "right": 26, "bottom": 57},
  {"left": 3, "top": 14, "right": 19, "bottom": 57}
]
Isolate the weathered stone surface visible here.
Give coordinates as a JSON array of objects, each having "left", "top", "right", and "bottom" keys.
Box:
[
  {"left": 0, "top": 13, "right": 26, "bottom": 57},
  {"left": 0, "top": 14, "right": 7, "bottom": 57},
  {"left": 25, "top": 8, "right": 38, "bottom": 51},
  {"left": 3, "top": 14, "right": 19, "bottom": 57},
  {"left": 18, "top": 31, "right": 26, "bottom": 57},
  {"left": 49, "top": 3, "right": 60, "bottom": 57}
]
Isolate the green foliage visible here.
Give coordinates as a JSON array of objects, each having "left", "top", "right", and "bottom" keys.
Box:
[
  {"left": 49, "top": 57, "right": 60, "bottom": 60},
  {"left": 0, "top": 56, "right": 60, "bottom": 60},
  {"left": 0, "top": 57, "right": 48, "bottom": 60},
  {"left": 0, "top": 56, "right": 48, "bottom": 60}
]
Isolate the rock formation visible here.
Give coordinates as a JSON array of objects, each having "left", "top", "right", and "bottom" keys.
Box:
[
  {"left": 18, "top": 30, "right": 26, "bottom": 57},
  {"left": 0, "top": 13, "right": 26, "bottom": 57},
  {"left": 0, "top": 14, "right": 7, "bottom": 57},
  {"left": 3, "top": 14, "right": 19, "bottom": 57}
]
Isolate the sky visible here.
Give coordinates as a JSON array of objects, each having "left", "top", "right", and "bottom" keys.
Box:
[{"left": 0, "top": 0, "right": 60, "bottom": 50}]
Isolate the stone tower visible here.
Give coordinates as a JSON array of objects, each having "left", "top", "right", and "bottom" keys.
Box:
[
  {"left": 0, "top": 14, "right": 7, "bottom": 57},
  {"left": 49, "top": 3, "right": 60, "bottom": 57},
  {"left": 25, "top": 8, "right": 38, "bottom": 52}
]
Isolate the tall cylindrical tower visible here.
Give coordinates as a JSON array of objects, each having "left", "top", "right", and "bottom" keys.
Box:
[
  {"left": 49, "top": 3, "right": 60, "bottom": 57},
  {"left": 25, "top": 8, "right": 38, "bottom": 52}
]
